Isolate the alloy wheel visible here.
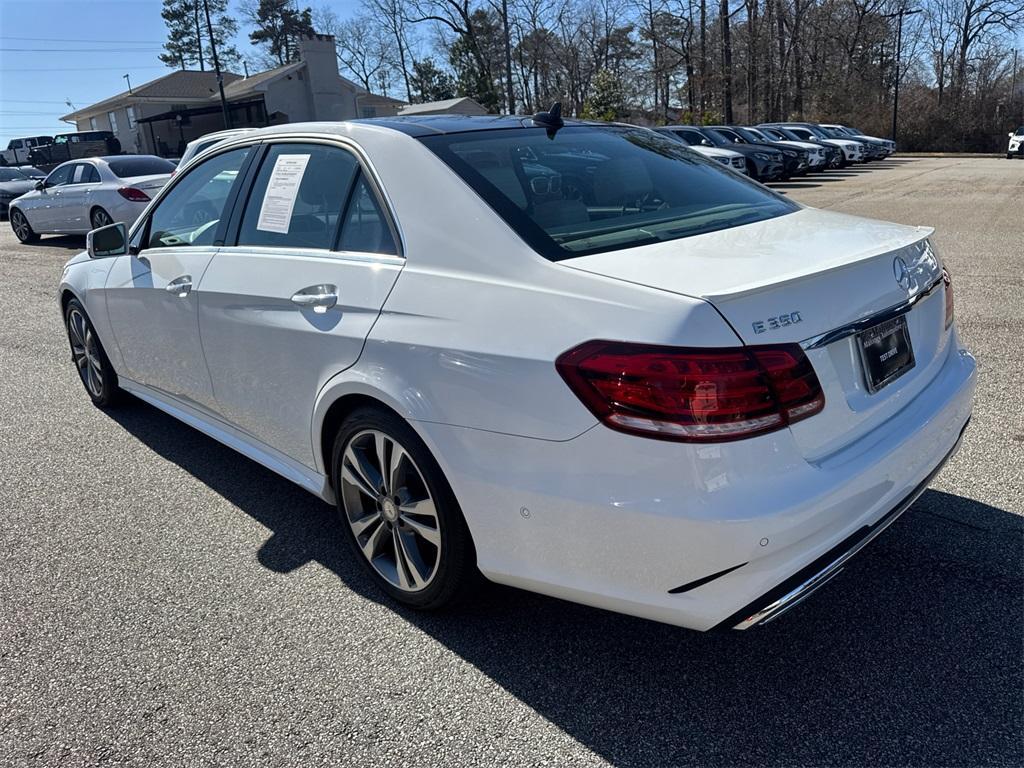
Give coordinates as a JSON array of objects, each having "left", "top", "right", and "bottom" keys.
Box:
[
  {"left": 340, "top": 429, "right": 442, "bottom": 592},
  {"left": 91, "top": 209, "right": 112, "bottom": 229},
  {"left": 11, "top": 210, "right": 30, "bottom": 240},
  {"left": 67, "top": 307, "right": 103, "bottom": 398}
]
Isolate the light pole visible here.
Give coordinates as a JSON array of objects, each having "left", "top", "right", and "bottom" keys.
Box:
[
  {"left": 889, "top": 6, "right": 921, "bottom": 145},
  {"left": 202, "top": 0, "right": 232, "bottom": 129}
]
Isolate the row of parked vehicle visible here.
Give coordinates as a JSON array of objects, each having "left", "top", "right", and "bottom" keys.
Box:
[
  {"left": 657, "top": 122, "right": 896, "bottom": 181},
  {"left": 4, "top": 121, "right": 893, "bottom": 244}
]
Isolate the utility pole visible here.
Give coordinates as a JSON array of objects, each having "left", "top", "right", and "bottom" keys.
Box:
[
  {"left": 202, "top": 0, "right": 231, "bottom": 129},
  {"left": 889, "top": 6, "right": 921, "bottom": 145}
]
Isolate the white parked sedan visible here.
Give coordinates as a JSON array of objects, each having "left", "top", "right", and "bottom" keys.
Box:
[
  {"left": 58, "top": 115, "right": 975, "bottom": 631},
  {"left": 10, "top": 155, "right": 174, "bottom": 242}
]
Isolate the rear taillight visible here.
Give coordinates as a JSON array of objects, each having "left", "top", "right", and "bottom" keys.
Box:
[
  {"left": 556, "top": 340, "right": 825, "bottom": 442},
  {"left": 942, "top": 268, "right": 954, "bottom": 329},
  {"left": 117, "top": 187, "right": 150, "bottom": 202}
]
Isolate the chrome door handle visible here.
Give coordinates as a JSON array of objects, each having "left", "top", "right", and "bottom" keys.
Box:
[
  {"left": 166, "top": 275, "right": 193, "bottom": 297},
  {"left": 290, "top": 284, "right": 338, "bottom": 313}
]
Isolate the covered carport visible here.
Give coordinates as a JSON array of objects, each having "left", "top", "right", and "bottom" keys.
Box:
[{"left": 136, "top": 99, "right": 269, "bottom": 158}]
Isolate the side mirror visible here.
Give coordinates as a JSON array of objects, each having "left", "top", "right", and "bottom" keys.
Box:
[
  {"left": 34, "top": 180, "right": 46, "bottom": 190},
  {"left": 1011, "top": 133, "right": 1015, "bottom": 138},
  {"left": 702, "top": 139, "right": 713, "bottom": 146},
  {"left": 87, "top": 222, "right": 127, "bottom": 259}
]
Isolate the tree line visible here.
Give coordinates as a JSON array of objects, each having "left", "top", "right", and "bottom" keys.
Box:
[{"left": 160, "top": 0, "right": 1024, "bottom": 151}]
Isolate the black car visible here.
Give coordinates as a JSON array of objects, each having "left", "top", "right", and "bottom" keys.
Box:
[
  {"left": 0, "top": 167, "right": 38, "bottom": 220},
  {"left": 662, "top": 126, "right": 787, "bottom": 181},
  {"left": 712, "top": 125, "right": 812, "bottom": 176}
]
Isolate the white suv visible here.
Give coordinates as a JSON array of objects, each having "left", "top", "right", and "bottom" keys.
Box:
[{"left": 1008, "top": 126, "right": 1023, "bottom": 159}]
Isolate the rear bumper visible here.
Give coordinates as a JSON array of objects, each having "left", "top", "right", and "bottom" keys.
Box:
[{"left": 719, "top": 418, "right": 968, "bottom": 630}]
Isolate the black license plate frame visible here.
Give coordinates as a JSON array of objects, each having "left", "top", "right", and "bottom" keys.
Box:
[{"left": 857, "top": 315, "right": 915, "bottom": 394}]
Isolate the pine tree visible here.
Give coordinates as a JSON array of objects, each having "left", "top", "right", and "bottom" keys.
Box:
[
  {"left": 248, "top": 0, "right": 316, "bottom": 66},
  {"left": 159, "top": 0, "right": 241, "bottom": 72}
]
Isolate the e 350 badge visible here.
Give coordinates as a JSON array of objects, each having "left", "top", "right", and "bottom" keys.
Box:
[{"left": 752, "top": 311, "right": 803, "bottom": 334}]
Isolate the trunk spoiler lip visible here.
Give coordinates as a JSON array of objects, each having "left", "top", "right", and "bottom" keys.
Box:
[{"left": 695, "top": 225, "right": 935, "bottom": 302}]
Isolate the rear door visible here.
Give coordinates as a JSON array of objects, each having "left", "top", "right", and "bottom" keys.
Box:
[{"left": 198, "top": 140, "right": 404, "bottom": 468}]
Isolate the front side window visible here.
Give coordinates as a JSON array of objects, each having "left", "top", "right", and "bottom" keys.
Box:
[
  {"left": 11, "top": 140, "right": 22, "bottom": 149},
  {"left": 422, "top": 126, "right": 797, "bottom": 260},
  {"left": 44, "top": 164, "right": 74, "bottom": 187},
  {"left": 237, "top": 143, "right": 359, "bottom": 250},
  {"left": 146, "top": 146, "right": 252, "bottom": 249}
]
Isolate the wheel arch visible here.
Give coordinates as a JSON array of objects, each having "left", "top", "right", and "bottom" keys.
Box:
[{"left": 313, "top": 376, "right": 435, "bottom": 489}]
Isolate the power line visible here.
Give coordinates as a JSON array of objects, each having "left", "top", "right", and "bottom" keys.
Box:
[
  {"left": 1, "top": 66, "right": 168, "bottom": 72},
  {"left": 0, "top": 36, "right": 165, "bottom": 43},
  {"left": 0, "top": 47, "right": 164, "bottom": 52},
  {"left": 0, "top": 99, "right": 79, "bottom": 104},
  {"left": 0, "top": 111, "right": 68, "bottom": 115}
]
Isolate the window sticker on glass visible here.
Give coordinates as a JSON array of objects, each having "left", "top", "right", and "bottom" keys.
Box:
[{"left": 256, "top": 153, "right": 311, "bottom": 234}]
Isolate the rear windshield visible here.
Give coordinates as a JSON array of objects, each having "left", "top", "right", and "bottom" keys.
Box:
[
  {"left": 106, "top": 156, "right": 175, "bottom": 178},
  {"left": 421, "top": 125, "right": 797, "bottom": 261}
]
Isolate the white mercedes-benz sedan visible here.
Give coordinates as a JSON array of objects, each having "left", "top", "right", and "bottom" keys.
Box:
[
  {"left": 57, "top": 114, "right": 976, "bottom": 631},
  {"left": 10, "top": 155, "right": 174, "bottom": 242}
]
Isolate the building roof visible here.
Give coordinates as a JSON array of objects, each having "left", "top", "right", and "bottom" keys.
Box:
[
  {"left": 221, "top": 61, "right": 306, "bottom": 100},
  {"left": 62, "top": 70, "right": 243, "bottom": 121},
  {"left": 397, "top": 97, "right": 486, "bottom": 116}
]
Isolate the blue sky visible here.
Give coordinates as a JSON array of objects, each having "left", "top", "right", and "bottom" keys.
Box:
[{"left": 0, "top": 0, "right": 360, "bottom": 149}]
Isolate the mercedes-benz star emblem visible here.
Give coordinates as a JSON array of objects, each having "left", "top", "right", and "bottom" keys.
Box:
[{"left": 893, "top": 256, "right": 912, "bottom": 290}]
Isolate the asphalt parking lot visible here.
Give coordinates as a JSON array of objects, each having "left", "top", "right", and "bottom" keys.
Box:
[{"left": 1, "top": 156, "right": 1021, "bottom": 767}]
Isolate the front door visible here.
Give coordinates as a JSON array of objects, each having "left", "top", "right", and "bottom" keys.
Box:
[
  {"left": 198, "top": 141, "right": 403, "bottom": 467},
  {"left": 104, "top": 145, "right": 254, "bottom": 413},
  {"left": 26, "top": 163, "right": 74, "bottom": 231}
]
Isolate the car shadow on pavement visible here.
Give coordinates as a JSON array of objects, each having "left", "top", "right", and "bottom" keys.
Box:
[
  {"left": 34, "top": 235, "right": 85, "bottom": 252},
  {"left": 106, "top": 397, "right": 1024, "bottom": 767}
]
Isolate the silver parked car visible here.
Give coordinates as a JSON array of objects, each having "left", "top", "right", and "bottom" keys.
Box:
[{"left": 9, "top": 155, "right": 174, "bottom": 243}]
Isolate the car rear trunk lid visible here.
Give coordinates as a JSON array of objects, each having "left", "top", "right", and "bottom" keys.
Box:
[{"left": 559, "top": 208, "right": 951, "bottom": 460}]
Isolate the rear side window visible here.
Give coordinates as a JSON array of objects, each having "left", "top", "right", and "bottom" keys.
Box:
[
  {"left": 107, "top": 157, "right": 175, "bottom": 178},
  {"left": 237, "top": 143, "right": 359, "bottom": 250},
  {"left": 80, "top": 165, "right": 101, "bottom": 183},
  {"left": 421, "top": 126, "right": 796, "bottom": 260},
  {"left": 338, "top": 176, "right": 397, "bottom": 255}
]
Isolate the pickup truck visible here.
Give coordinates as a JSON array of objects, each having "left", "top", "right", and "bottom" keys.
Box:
[
  {"left": 27, "top": 131, "right": 121, "bottom": 171},
  {"left": 0, "top": 136, "right": 54, "bottom": 166}
]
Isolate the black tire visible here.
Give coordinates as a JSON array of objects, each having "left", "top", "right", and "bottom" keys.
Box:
[
  {"left": 90, "top": 207, "right": 113, "bottom": 230},
  {"left": 64, "top": 297, "right": 122, "bottom": 408},
  {"left": 9, "top": 207, "right": 39, "bottom": 243},
  {"left": 331, "top": 405, "right": 478, "bottom": 610}
]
